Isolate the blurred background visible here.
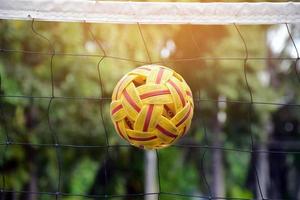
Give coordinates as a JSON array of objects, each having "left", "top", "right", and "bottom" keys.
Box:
[{"left": 0, "top": 1, "right": 300, "bottom": 200}]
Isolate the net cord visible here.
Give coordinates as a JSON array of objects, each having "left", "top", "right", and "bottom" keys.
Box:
[{"left": 1, "top": 1, "right": 300, "bottom": 24}]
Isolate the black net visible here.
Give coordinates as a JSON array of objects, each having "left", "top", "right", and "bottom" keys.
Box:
[{"left": 0, "top": 18, "right": 300, "bottom": 200}]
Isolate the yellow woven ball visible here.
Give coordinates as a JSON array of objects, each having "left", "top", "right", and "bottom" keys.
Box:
[{"left": 110, "top": 65, "right": 194, "bottom": 149}]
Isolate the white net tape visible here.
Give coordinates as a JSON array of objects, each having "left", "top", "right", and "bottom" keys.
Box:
[{"left": 0, "top": 1, "right": 300, "bottom": 24}]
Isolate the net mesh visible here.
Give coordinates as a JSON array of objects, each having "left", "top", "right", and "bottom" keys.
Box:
[{"left": 0, "top": 4, "right": 300, "bottom": 200}]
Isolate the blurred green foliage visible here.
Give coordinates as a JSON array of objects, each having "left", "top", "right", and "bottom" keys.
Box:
[{"left": 0, "top": 9, "right": 299, "bottom": 200}]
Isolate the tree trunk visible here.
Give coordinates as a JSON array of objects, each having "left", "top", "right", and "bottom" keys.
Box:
[
  {"left": 28, "top": 163, "right": 37, "bottom": 200},
  {"left": 144, "top": 150, "right": 158, "bottom": 200},
  {"left": 255, "top": 143, "right": 269, "bottom": 199},
  {"left": 211, "top": 110, "right": 225, "bottom": 197}
]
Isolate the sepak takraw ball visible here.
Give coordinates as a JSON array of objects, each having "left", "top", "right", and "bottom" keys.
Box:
[{"left": 110, "top": 65, "right": 194, "bottom": 149}]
